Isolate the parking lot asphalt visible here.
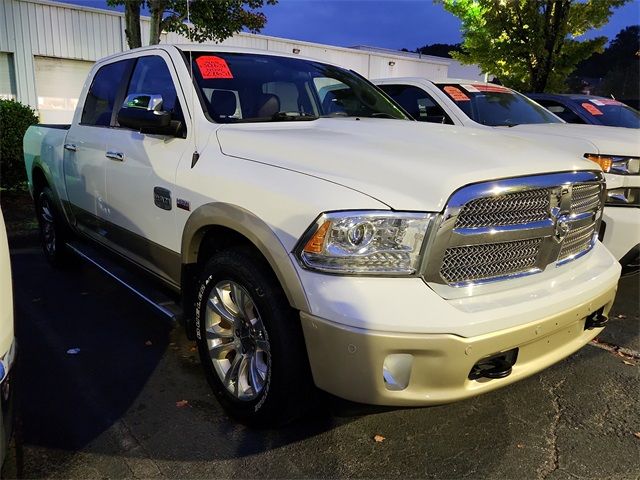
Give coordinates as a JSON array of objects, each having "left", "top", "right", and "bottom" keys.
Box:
[{"left": 7, "top": 245, "right": 640, "bottom": 479}]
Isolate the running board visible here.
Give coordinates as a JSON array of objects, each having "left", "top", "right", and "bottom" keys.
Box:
[{"left": 66, "top": 241, "right": 183, "bottom": 323}]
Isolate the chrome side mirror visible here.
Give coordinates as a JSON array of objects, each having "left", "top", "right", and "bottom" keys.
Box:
[{"left": 122, "top": 93, "right": 164, "bottom": 111}]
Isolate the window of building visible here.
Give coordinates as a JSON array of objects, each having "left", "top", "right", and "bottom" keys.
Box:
[{"left": 0, "top": 53, "right": 17, "bottom": 100}]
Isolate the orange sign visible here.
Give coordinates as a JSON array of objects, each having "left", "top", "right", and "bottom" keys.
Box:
[
  {"left": 582, "top": 102, "right": 603, "bottom": 116},
  {"left": 444, "top": 86, "right": 470, "bottom": 102},
  {"left": 196, "top": 56, "right": 233, "bottom": 79}
]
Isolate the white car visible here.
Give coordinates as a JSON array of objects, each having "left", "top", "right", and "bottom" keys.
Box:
[
  {"left": 23, "top": 46, "right": 620, "bottom": 425},
  {"left": 374, "top": 77, "right": 640, "bottom": 274},
  {"left": 0, "top": 210, "right": 16, "bottom": 465}
]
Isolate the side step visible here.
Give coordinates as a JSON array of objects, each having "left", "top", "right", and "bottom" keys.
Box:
[{"left": 66, "top": 241, "right": 183, "bottom": 323}]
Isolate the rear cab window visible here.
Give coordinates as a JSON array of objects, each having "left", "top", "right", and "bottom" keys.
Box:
[
  {"left": 81, "top": 59, "right": 132, "bottom": 126},
  {"left": 437, "top": 83, "right": 561, "bottom": 127}
]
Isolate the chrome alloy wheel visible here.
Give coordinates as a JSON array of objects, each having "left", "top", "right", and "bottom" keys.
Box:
[
  {"left": 38, "top": 193, "right": 56, "bottom": 256},
  {"left": 204, "top": 281, "right": 270, "bottom": 401}
]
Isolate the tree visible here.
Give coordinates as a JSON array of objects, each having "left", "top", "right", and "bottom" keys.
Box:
[
  {"left": 107, "top": 0, "right": 277, "bottom": 49},
  {"left": 414, "top": 43, "right": 461, "bottom": 58},
  {"left": 439, "top": 0, "right": 630, "bottom": 92}
]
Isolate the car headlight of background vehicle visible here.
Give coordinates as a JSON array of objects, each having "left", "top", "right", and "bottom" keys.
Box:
[
  {"left": 295, "top": 211, "right": 436, "bottom": 275},
  {"left": 606, "top": 187, "right": 640, "bottom": 207},
  {"left": 585, "top": 154, "right": 640, "bottom": 175}
]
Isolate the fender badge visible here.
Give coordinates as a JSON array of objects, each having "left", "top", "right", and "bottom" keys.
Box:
[{"left": 177, "top": 198, "right": 190, "bottom": 211}]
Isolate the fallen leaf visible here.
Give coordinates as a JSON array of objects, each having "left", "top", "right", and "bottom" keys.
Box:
[
  {"left": 66, "top": 348, "right": 81, "bottom": 355},
  {"left": 190, "top": 346, "right": 197, "bottom": 352},
  {"left": 623, "top": 360, "right": 635, "bottom": 366},
  {"left": 517, "top": 444, "right": 525, "bottom": 449},
  {"left": 373, "top": 434, "right": 385, "bottom": 443},
  {"left": 634, "top": 432, "right": 640, "bottom": 440},
  {"left": 145, "top": 340, "right": 153, "bottom": 346},
  {"left": 176, "top": 400, "right": 190, "bottom": 408}
]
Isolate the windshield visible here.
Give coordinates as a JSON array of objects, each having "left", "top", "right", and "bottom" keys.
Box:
[
  {"left": 187, "top": 52, "right": 408, "bottom": 123},
  {"left": 437, "top": 83, "right": 561, "bottom": 127},
  {"left": 579, "top": 99, "right": 640, "bottom": 128}
]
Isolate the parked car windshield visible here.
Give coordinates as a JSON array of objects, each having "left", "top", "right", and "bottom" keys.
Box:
[
  {"left": 187, "top": 52, "right": 408, "bottom": 123},
  {"left": 437, "top": 83, "right": 561, "bottom": 127},
  {"left": 578, "top": 99, "right": 640, "bottom": 128}
]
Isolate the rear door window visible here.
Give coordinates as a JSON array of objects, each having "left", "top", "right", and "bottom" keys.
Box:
[{"left": 81, "top": 59, "right": 132, "bottom": 126}]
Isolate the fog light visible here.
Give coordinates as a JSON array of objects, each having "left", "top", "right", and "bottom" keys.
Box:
[{"left": 383, "top": 354, "right": 413, "bottom": 391}]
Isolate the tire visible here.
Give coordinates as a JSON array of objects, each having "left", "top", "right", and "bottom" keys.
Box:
[
  {"left": 35, "top": 186, "right": 72, "bottom": 267},
  {"left": 194, "top": 247, "right": 314, "bottom": 427}
]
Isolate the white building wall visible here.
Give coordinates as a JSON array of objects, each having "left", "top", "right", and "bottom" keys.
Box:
[{"left": 1, "top": 0, "right": 450, "bottom": 121}]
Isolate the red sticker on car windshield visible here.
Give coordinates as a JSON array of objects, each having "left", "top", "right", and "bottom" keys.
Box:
[
  {"left": 444, "top": 86, "right": 470, "bottom": 102},
  {"left": 582, "top": 102, "right": 603, "bottom": 116},
  {"left": 196, "top": 56, "right": 233, "bottom": 79},
  {"left": 473, "top": 84, "right": 510, "bottom": 93}
]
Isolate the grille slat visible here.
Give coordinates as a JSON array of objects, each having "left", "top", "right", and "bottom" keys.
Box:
[
  {"left": 571, "top": 183, "right": 601, "bottom": 215},
  {"left": 455, "top": 188, "right": 550, "bottom": 229}
]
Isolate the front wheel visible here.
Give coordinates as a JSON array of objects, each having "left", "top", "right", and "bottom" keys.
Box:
[{"left": 195, "top": 247, "right": 314, "bottom": 426}]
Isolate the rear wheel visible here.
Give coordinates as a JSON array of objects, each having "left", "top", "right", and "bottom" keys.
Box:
[
  {"left": 35, "top": 187, "right": 72, "bottom": 267},
  {"left": 195, "top": 247, "right": 314, "bottom": 426}
]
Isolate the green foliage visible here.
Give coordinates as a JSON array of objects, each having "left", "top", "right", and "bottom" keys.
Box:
[
  {"left": 573, "top": 25, "right": 639, "bottom": 98},
  {"left": 415, "top": 42, "right": 462, "bottom": 58},
  {"left": 440, "top": 0, "right": 630, "bottom": 92},
  {"left": 107, "top": 0, "right": 277, "bottom": 48},
  {"left": 0, "top": 100, "right": 38, "bottom": 191}
]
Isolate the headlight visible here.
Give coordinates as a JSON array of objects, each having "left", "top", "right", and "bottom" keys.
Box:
[
  {"left": 585, "top": 154, "right": 640, "bottom": 175},
  {"left": 606, "top": 187, "right": 640, "bottom": 207},
  {"left": 295, "top": 211, "right": 436, "bottom": 275}
]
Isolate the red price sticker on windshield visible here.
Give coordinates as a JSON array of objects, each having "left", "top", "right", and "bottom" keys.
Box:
[
  {"left": 582, "top": 102, "right": 603, "bottom": 116},
  {"left": 444, "top": 86, "right": 470, "bottom": 102},
  {"left": 196, "top": 56, "right": 233, "bottom": 79}
]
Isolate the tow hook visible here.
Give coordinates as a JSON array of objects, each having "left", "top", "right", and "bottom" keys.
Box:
[
  {"left": 469, "top": 348, "right": 518, "bottom": 380},
  {"left": 585, "top": 308, "right": 608, "bottom": 329}
]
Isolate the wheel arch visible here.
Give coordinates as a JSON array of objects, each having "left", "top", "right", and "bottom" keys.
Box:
[{"left": 181, "top": 203, "right": 310, "bottom": 314}]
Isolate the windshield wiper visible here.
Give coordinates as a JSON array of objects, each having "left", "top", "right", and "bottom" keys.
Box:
[{"left": 271, "top": 112, "right": 318, "bottom": 121}]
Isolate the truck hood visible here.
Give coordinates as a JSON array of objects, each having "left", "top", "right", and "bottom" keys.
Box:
[
  {"left": 508, "top": 123, "right": 640, "bottom": 157},
  {"left": 217, "top": 118, "right": 599, "bottom": 211}
]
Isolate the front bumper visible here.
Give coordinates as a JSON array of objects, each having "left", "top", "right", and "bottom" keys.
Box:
[
  {"left": 601, "top": 207, "right": 640, "bottom": 274},
  {"left": 301, "top": 284, "right": 616, "bottom": 406}
]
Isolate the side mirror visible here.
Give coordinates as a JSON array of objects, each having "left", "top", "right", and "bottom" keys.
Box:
[{"left": 117, "top": 94, "right": 181, "bottom": 136}]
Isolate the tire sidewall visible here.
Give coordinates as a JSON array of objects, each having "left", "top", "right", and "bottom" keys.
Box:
[
  {"left": 36, "top": 187, "right": 64, "bottom": 264},
  {"left": 194, "top": 251, "right": 284, "bottom": 421}
]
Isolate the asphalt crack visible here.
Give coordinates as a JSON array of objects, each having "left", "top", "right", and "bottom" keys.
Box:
[
  {"left": 538, "top": 377, "right": 565, "bottom": 480},
  {"left": 589, "top": 339, "right": 640, "bottom": 361}
]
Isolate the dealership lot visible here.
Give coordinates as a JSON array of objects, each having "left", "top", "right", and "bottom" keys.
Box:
[{"left": 7, "top": 244, "right": 638, "bottom": 479}]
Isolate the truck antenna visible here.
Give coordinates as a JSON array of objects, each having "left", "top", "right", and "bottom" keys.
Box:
[{"left": 186, "top": 0, "right": 200, "bottom": 168}]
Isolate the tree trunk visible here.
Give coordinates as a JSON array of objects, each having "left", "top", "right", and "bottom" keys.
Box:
[
  {"left": 124, "top": 0, "right": 142, "bottom": 49},
  {"left": 148, "top": 0, "right": 168, "bottom": 45}
]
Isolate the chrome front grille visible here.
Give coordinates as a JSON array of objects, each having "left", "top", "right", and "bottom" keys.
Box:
[
  {"left": 440, "top": 238, "right": 542, "bottom": 284},
  {"left": 455, "top": 188, "right": 550, "bottom": 228},
  {"left": 424, "top": 171, "right": 605, "bottom": 295},
  {"left": 558, "top": 221, "right": 597, "bottom": 261},
  {"left": 571, "top": 183, "right": 601, "bottom": 214}
]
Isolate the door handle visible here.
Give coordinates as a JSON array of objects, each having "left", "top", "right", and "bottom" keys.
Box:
[
  {"left": 64, "top": 143, "right": 77, "bottom": 152},
  {"left": 105, "top": 151, "right": 124, "bottom": 162}
]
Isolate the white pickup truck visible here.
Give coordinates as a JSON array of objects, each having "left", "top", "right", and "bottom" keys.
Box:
[
  {"left": 24, "top": 45, "right": 620, "bottom": 426},
  {"left": 374, "top": 78, "right": 640, "bottom": 274}
]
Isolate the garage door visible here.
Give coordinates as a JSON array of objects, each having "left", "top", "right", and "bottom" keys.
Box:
[{"left": 34, "top": 56, "right": 94, "bottom": 124}]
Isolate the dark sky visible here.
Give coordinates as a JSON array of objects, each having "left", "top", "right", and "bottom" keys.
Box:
[{"left": 61, "top": 0, "right": 640, "bottom": 51}]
